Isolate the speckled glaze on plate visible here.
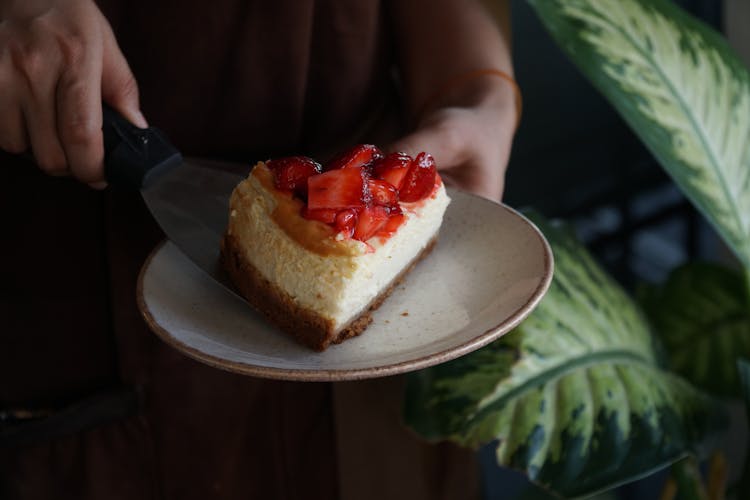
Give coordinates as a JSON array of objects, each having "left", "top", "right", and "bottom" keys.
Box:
[{"left": 137, "top": 189, "right": 553, "bottom": 381}]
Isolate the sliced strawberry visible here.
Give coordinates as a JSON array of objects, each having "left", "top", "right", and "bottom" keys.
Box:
[
  {"left": 367, "top": 178, "right": 398, "bottom": 207},
  {"left": 377, "top": 213, "right": 406, "bottom": 237},
  {"left": 267, "top": 156, "right": 322, "bottom": 197},
  {"left": 399, "top": 152, "right": 437, "bottom": 202},
  {"left": 307, "top": 167, "right": 370, "bottom": 210},
  {"left": 353, "top": 206, "right": 390, "bottom": 242},
  {"left": 334, "top": 209, "right": 358, "bottom": 238},
  {"left": 372, "top": 152, "right": 412, "bottom": 189},
  {"left": 301, "top": 207, "right": 338, "bottom": 224},
  {"left": 326, "top": 144, "right": 383, "bottom": 171}
]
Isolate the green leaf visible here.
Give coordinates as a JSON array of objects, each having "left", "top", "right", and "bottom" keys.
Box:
[
  {"left": 514, "top": 483, "right": 617, "bottom": 500},
  {"left": 737, "top": 358, "right": 750, "bottom": 494},
  {"left": 639, "top": 262, "right": 750, "bottom": 397},
  {"left": 526, "top": 0, "right": 750, "bottom": 270},
  {"left": 405, "top": 215, "right": 727, "bottom": 498},
  {"left": 739, "top": 358, "right": 750, "bottom": 412}
]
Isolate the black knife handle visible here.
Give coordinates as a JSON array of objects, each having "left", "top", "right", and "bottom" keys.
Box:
[{"left": 102, "top": 104, "right": 183, "bottom": 189}]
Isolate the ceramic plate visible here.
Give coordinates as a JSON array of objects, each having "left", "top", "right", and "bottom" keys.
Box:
[{"left": 137, "top": 189, "right": 553, "bottom": 381}]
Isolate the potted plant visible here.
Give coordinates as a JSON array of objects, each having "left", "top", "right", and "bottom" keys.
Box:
[{"left": 404, "top": 0, "right": 750, "bottom": 498}]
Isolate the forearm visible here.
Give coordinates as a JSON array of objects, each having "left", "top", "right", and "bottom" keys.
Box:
[
  {"left": 387, "top": 0, "right": 516, "bottom": 125},
  {"left": 386, "top": 0, "right": 517, "bottom": 201}
]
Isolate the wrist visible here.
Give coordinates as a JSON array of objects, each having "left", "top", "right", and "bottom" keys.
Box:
[{"left": 417, "top": 69, "right": 521, "bottom": 130}]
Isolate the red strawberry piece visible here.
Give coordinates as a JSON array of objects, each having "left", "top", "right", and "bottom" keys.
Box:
[
  {"left": 387, "top": 204, "right": 402, "bottom": 216},
  {"left": 267, "top": 156, "right": 321, "bottom": 197},
  {"left": 334, "top": 209, "right": 358, "bottom": 238},
  {"left": 326, "top": 144, "right": 384, "bottom": 171},
  {"left": 353, "top": 206, "right": 390, "bottom": 242},
  {"left": 367, "top": 178, "right": 398, "bottom": 207},
  {"left": 372, "top": 152, "right": 412, "bottom": 190},
  {"left": 307, "top": 167, "right": 370, "bottom": 210},
  {"left": 399, "top": 152, "right": 437, "bottom": 202},
  {"left": 378, "top": 213, "right": 406, "bottom": 237},
  {"left": 301, "top": 207, "right": 338, "bottom": 224}
]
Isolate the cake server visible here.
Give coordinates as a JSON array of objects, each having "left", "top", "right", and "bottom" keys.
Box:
[{"left": 102, "top": 105, "right": 247, "bottom": 291}]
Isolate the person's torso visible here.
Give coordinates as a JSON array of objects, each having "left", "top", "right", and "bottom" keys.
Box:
[{"left": 99, "top": 0, "right": 396, "bottom": 160}]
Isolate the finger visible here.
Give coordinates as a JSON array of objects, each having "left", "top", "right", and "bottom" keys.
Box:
[
  {"left": 440, "top": 162, "right": 504, "bottom": 201},
  {"left": 389, "top": 119, "right": 504, "bottom": 201},
  {"left": 56, "top": 48, "right": 105, "bottom": 184},
  {"left": 0, "top": 50, "right": 28, "bottom": 153},
  {"left": 100, "top": 24, "right": 147, "bottom": 128},
  {"left": 388, "top": 119, "right": 467, "bottom": 170},
  {"left": 0, "top": 93, "right": 28, "bottom": 155},
  {"left": 20, "top": 54, "right": 68, "bottom": 176}
]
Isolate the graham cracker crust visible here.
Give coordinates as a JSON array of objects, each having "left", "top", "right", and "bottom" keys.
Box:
[{"left": 220, "top": 233, "right": 437, "bottom": 351}]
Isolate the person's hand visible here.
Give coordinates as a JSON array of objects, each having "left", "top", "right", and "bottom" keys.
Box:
[
  {"left": 0, "top": 0, "right": 146, "bottom": 187},
  {"left": 388, "top": 82, "right": 517, "bottom": 201},
  {"left": 386, "top": 0, "right": 517, "bottom": 202}
]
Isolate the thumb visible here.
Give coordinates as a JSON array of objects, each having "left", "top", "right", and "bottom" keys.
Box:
[
  {"left": 387, "top": 122, "right": 466, "bottom": 171},
  {"left": 100, "top": 26, "right": 147, "bottom": 128},
  {"left": 389, "top": 121, "right": 504, "bottom": 201},
  {"left": 389, "top": 127, "right": 469, "bottom": 192}
]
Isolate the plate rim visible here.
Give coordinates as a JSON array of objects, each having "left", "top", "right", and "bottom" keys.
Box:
[{"left": 137, "top": 195, "right": 553, "bottom": 382}]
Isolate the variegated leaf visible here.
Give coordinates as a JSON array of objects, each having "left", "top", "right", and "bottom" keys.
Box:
[
  {"left": 736, "top": 358, "right": 750, "bottom": 494},
  {"left": 739, "top": 358, "right": 750, "bottom": 410},
  {"left": 405, "top": 215, "right": 726, "bottom": 498},
  {"left": 639, "top": 262, "right": 750, "bottom": 397},
  {"left": 526, "top": 0, "right": 750, "bottom": 269}
]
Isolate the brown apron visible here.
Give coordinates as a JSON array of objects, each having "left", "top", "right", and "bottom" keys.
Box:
[{"left": 0, "top": 2, "right": 478, "bottom": 498}]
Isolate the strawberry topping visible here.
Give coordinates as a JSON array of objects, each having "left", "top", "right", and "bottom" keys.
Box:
[
  {"left": 367, "top": 178, "right": 399, "bottom": 207},
  {"left": 377, "top": 212, "right": 406, "bottom": 237},
  {"left": 268, "top": 145, "right": 438, "bottom": 243},
  {"left": 301, "top": 207, "right": 338, "bottom": 224},
  {"left": 399, "top": 152, "right": 437, "bottom": 202},
  {"left": 334, "top": 209, "right": 358, "bottom": 238},
  {"left": 372, "top": 152, "right": 412, "bottom": 190},
  {"left": 326, "top": 144, "right": 384, "bottom": 171},
  {"left": 267, "top": 156, "right": 321, "bottom": 198},
  {"left": 307, "top": 167, "right": 370, "bottom": 210},
  {"left": 353, "top": 206, "right": 390, "bottom": 241}
]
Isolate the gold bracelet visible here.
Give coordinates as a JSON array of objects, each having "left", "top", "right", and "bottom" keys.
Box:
[{"left": 418, "top": 68, "right": 523, "bottom": 130}]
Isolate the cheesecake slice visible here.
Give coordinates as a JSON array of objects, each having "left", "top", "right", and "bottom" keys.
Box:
[{"left": 221, "top": 145, "right": 450, "bottom": 351}]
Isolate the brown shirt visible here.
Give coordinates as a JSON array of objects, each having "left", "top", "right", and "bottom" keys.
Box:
[
  {"left": 0, "top": 2, "right": 478, "bottom": 499},
  {"left": 100, "top": 0, "right": 397, "bottom": 159}
]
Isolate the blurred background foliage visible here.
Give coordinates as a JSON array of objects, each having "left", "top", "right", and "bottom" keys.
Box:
[{"left": 407, "top": 1, "right": 750, "bottom": 498}]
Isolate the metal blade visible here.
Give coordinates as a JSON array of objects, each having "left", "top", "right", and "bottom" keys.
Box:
[{"left": 141, "top": 158, "right": 249, "bottom": 293}]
